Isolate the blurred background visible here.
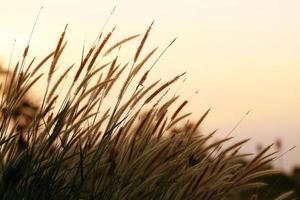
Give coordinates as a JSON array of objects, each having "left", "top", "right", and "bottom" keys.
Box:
[{"left": 0, "top": 0, "right": 299, "bottom": 174}]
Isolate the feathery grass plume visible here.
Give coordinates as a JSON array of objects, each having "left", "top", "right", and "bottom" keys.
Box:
[
  {"left": 104, "top": 34, "right": 140, "bottom": 56},
  {"left": 0, "top": 23, "right": 295, "bottom": 200},
  {"left": 74, "top": 46, "right": 95, "bottom": 83},
  {"left": 144, "top": 72, "right": 186, "bottom": 104},
  {"left": 171, "top": 100, "right": 188, "bottom": 120},
  {"left": 167, "top": 112, "right": 192, "bottom": 130},
  {"left": 130, "top": 79, "right": 160, "bottom": 109},
  {"left": 114, "top": 23, "right": 156, "bottom": 110},
  {"left": 192, "top": 107, "right": 210, "bottom": 133},
  {"left": 87, "top": 27, "right": 115, "bottom": 72},
  {"left": 274, "top": 191, "right": 295, "bottom": 200},
  {"left": 75, "top": 62, "right": 111, "bottom": 94},
  {"left": 157, "top": 95, "right": 179, "bottom": 116},
  {"left": 134, "top": 21, "right": 154, "bottom": 63},
  {"left": 49, "top": 24, "right": 68, "bottom": 82},
  {"left": 31, "top": 51, "right": 55, "bottom": 77}
]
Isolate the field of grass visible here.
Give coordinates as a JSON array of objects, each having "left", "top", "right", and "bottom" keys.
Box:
[{"left": 0, "top": 23, "right": 296, "bottom": 199}]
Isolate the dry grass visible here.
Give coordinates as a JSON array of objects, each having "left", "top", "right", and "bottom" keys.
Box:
[{"left": 0, "top": 26, "right": 295, "bottom": 200}]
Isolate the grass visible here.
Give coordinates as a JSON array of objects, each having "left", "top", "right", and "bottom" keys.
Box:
[{"left": 0, "top": 23, "right": 296, "bottom": 200}]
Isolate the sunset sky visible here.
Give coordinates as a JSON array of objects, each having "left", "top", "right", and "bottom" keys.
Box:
[{"left": 1, "top": 0, "right": 300, "bottom": 170}]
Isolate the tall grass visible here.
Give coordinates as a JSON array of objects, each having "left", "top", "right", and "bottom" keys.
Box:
[{"left": 0, "top": 25, "right": 295, "bottom": 200}]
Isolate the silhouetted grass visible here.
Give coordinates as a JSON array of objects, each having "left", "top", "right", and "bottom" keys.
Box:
[{"left": 0, "top": 24, "right": 295, "bottom": 200}]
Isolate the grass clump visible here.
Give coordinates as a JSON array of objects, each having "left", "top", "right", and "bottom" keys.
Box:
[{"left": 0, "top": 24, "right": 295, "bottom": 200}]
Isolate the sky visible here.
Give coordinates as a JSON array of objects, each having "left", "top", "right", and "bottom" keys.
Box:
[{"left": 0, "top": 0, "right": 300, "bottom": 171}]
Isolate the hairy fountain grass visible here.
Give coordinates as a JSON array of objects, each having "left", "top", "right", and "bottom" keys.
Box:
[{"left": 0, "top": 26, "right": 295, "bottom": 200}]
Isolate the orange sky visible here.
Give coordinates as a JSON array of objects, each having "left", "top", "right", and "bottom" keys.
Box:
[{"left": 1, "top": 0, "right": 300, "bottom": 171}]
